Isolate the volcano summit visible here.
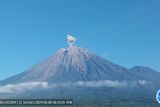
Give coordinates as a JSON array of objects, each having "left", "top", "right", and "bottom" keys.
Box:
[{"left": 0, "top": 35, "right": 137, "bottom": 84}]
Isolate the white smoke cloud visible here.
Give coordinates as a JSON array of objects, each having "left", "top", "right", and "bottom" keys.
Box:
[
  {"left": 0, "top": 82, "right": 48, "bottom": 94},
  {"left": 66, "top": 35, "right": 76, "bottom": 47}
]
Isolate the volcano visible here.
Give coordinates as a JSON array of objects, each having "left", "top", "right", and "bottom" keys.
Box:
[
  {"left": 0, "top": 37, "right": 160, "bottom": 106},
  {"left": 0, "top": 46, "right": 136, "bottom": 85}
]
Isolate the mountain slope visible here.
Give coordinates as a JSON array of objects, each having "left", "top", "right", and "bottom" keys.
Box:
[
  {"left": 129, "top": 66, "right": 160, "bottom": 81},
  {"left": 0, "top": 46, "right": 135, "bottom": 85},
  {"left": 129, "top": 66, "right": 160, "bottom": 89}
]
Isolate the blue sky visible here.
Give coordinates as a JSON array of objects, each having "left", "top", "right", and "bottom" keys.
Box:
[{"left": 0, "top": 0, "right": 160, "bottom": 80}]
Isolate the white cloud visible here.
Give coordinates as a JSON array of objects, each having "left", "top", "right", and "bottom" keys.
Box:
[
  {"left": 138, "top": 80, "right": 147, "bottom": 85},
  {"left": 0, "top": 82, "right": 48, "bottom": 94},
  {"left": 74, "top": 80, "right": 128, "bottom": 88},
  {"left": 0, "top": 80, "right": 148, "bottom": 94}
]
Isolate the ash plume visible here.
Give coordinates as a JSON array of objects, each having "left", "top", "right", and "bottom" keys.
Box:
[{"left": 66, "top": 35, "right": 76, "bottom": 47}]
